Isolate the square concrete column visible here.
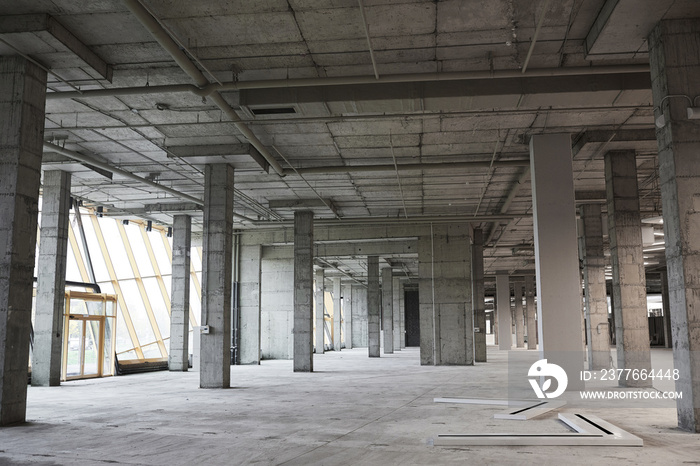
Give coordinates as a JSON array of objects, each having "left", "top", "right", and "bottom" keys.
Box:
[
  {"left": 392, "top": 276, "right": 401, "bottom": 351},
  {"left": 367, "top": 256, "right": 381, "bottom": 357},
  {"left": 382, "top": 268, "right": 393, "bottom": 354},
  {"left": 33, "top": 171, "right": 71, "bottom": 386},
  {"left": 530, "top": 134, "right": 584, "bottom": 389},
  {"left": 293, "top": 211, "right": 314, "bottom": 372},
  {"left": 0, "top": 57, "right": 47, "bottom": 425},
  {"left": 343, "top": 284, "right": 353, "bottom": 349},
  {"left": 239, "top": 244, "right": 261, "bottom": 364},
  {"left": 399, "top": 281, "right": 406, "bottom": 349},
  {"left": 650, "top": 19, "right": 700, "bottom": 432},
  {"left": 514, "top": 282, "right": 525, "bottom": 348},
  {"left": 660, "top": 271, "right": 672, "bottom": 349},
  {"left": 524, "top": 275, "right": 537, "bottom": 350},
  {"left": 351, "top": 284, "right": 368, "bottom": 347},
  {"left": 332, "top": 277, "right": 341, "bottom": 351},
  {"left": 605, "top": 150, "right": 651, "bottom": 387},
  {"left": 168, "top": 215, "right": 191, "bottom": 372},
  {"left": 200, "top": 164, "right": 234, "bottom": 389},
  {"left": 580, "top": 204, "right": 611, "bottom": 370},
  {"left": 315, "top": 268, "right": 325, "bottom": 354},
  {"left": 496, "top": 274, "right": 512, "bottom": 350},
  {"left": 418, "top": 224, "right": 473, "bottom": 365},
  {"left": 493, "top": 304, "right": 498, "bottom": 346},
  {"left": 472, "top": 229, "right": 487, "bottom": 362}
]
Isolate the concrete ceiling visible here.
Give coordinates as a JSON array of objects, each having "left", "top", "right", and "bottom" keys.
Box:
[{"left": 2, "top": 0, "right": 693, "bottom": 278}]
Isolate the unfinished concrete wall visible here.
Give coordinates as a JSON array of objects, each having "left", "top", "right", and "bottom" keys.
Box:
[
  {"left": 351, "top": 285, "right": 368, "bottom": 347},
  {"left": 238, "top": 243, "right": 261, "bottom": 364},
  {"left": 418, "top": 224, "right": 473, "bottom": 365},
  {"left": 168, "top": 214, "right": 191, "bottom": 372},
  {"left": 260, "top": 246, "right": 294, "bottom": 360}
]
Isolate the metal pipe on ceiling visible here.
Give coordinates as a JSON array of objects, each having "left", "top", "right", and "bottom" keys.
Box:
[
  {"left": 46, "top": 64, "right": 651, "bottom": 100},
  {"left": 284, "top": 159, "right": 529, "bottom": 176},
  {"left": 122, "top": 0, "right": 286, "bottom": 177},
  {"left": 485, "top": 166, "right": 531, "bottom": 245},
  {"left": 43, "top": 141, "right": 204, "bottom": 206},
  {"left": 247, "top": 214, "right": 527, "bottom": 228}
]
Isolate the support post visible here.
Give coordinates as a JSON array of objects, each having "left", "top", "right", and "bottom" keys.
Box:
[
  {"left": 525, "top": 275, "right": 537, "bottom": 350},
  {"left": 392, "top": 276, "right": 401, "bottom": 351},
  {"left": 367, "top": 256, "right": 380, "bottom": 357},
  {"left": 332, "top": 277, "right": 341, "bottom": 351},
  {"left": 169, "top": 214, "right": 191, "bottom": 371},
  {"left": 293, "top": 211, "right": 314, "bottom": 372},
  {"left": 580, "top": 204, "right": 611, "bottom": 370},
  {"left": 649, "top": 19, "right": 700, "bottom": 431},
  {"left": 382, "top": 268, "right": 393, "bottom": 354},
  {"left": 605, "top": 150, "right": 651, "bottom": 387},
  {"left": 496, "top": 273, "right": 511, "bottom": 350},
  {"left": 343, "top": 284, "right": 353, "bottom": 349},
  {"left": 472, "top": 228, "right": 487, "bottom": 361},
  {"left": 514, "top": 282, "right": 525, "bottom": 348},
  {"left": 315, "top": 268, "right": 325, "bottom": 354},
  {"left": 33, "top": 171, "right": 71, "bottom": 386},
  {"left": 200, "top": 164, "right": 234, "bottom": 388},
  {"left": 0, "top": 57, "right": 47, "bottom": 424}
]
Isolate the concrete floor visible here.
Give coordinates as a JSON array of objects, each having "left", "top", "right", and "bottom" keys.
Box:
[{"left": 1, "top": 347, "right": 698, "bottom": 465}]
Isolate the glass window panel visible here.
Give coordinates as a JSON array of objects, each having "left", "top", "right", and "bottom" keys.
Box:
[
  {"left": 115, "top": 308, "right": 136, "bottom": 354},
  {"left": 149, "top": 231, "right": 171, "bottom": 276},
  {"left": 83, "top": 320, "right": 100, "bottom": 376},
  {"left": 189, "top": 276, "right": 201, "bottom": 326},
  {"left": 99, "top": 219, "right": 133, "bottom": 280},
  {"left": 126, "top": 225, "right": 154, "bottom": 277},
  {"left": 163, "top": 275, "right": 172, "bottom": 297},
  {"left": 99, "top": 281, "right": 114, "bottom": 294},
  {"left": 65, "top": 238, "right": 83, "bottom": 283},
  {"left": 141, "top": 342, "right": 163, "bottom": 359},
  {"left": 118, "top": 279, "right": 157, "bottom": 346},
  {"left": 143, "top": 277, "right": 170, "bottom": 339},
  {"left": 81, "top": 216, "right": 110, "bottom": 283},
  {"left": 117, "top": 349, "right": 138, "bottom": 361},
  {"left": 66, "top": 318, "right": 83, "bottom": 377},
  {"left": 103, "top": 317, "right": 115, "bottom": 376},
  {"left": 105, "top": 300, "right": 116, "bottom": 317},
  {"left": 190, "top": 246, "right": 202, "bottom": 272},
  {"left": 69, "top": 298, "right": 88, "bottom": 315}
]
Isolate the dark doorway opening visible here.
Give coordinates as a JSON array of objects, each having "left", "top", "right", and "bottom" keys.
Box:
[{"left": 404, "top": 289, "right": 420, "bottom": 347}]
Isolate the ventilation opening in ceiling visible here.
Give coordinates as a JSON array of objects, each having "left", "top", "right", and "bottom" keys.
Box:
[{"left": 250, "top": 107, "right": 297, "bottom": 115}]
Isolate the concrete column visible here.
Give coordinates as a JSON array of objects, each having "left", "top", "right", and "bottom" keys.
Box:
[
  {"left": 238, "top": 244, "right": 261, "bottom": 364},
  {"left": 418, "top": 224, "right": 473, "bottom": 365},
  {"left": 514, "top": 282, "right": 525, "bottom": 348},
  {"left": 343, "top": 284, "right": 353, "bottom": 349},
  {"left": 392, "top": 276, "right": 401, "bottom": 351},
  {"left": 493, "top": 304, "right": 498, "bottom": 346},
  {"left": 496, "top": 274, "right": 512, "bottom": 350},
  {"left": 524, "top": 275, "right": 537, "bottom": 350},
  {"left": 472, "top": 229, "right": 487, "bottom": 362},
  {"left": 580, "top": 204, "right": 610, "bottom": 370},
  {"left": 382, "top": 268, "right": 393, "bottom": 354},
  {"left": 260, "top": 247, "right": 294, "bottom": 359},
  {"left": 0, "top": 57, "right": 46, "bottom": 424},
  {"left": 315, "top": 269, "right": 325, "bottom": 354},
  {"left": 530, "top": 134, "right": 584, "bottom": 389},
  {"left": 332, "top": 277, "right": 341, "bottom": 351},
  {"left": 399, "top": 281, "right": 406, "bottom": 349},
  {"left": 660, "top": 271, "right": 672, "bottom": 349},
  {"left": 351, "top": 285, "right": 368, "bottom": 347},
  {"left": 605, "top": 150, "right": 651, "bottom": 387},
  {"left": 200, "top": 164, "right": 234, "bottom": 389},
  {"left": 367, "top": 256, "right": 381, "bottom": 357},
  {"left": 293, "top": 211, "right": 313, "bottom": 372},
  {"left": 33, "top": 171, "right": 71, "bottom": 386},
  {"left": 649, "top": 19, "right": 700, "bottom": 431},
  {"left": 168, "top": 214, "right": 191, "bottom": 372}
]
